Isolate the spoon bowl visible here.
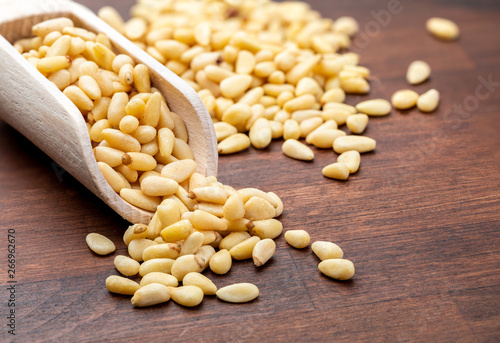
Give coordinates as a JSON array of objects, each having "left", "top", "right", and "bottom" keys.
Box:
[{"left": 0, "top": 0, "right": 218, "bottom": 224}]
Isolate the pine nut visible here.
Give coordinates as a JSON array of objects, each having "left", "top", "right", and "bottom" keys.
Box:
[
  {"left": 183, "top": 272, "right": 217, "bottom": 295},
  {"left": 223, "top": 192, "right": 245, "bottom": 221},
  {"left": 97, "top": 162, "right": 130, "bottom": 193},
  {"left": 129, "top": 125, "right": 157, "bottom": 144},
  {"left": 86, "top": 233, "right": 116, "bottom": 255},
  {"left": 356, "top": 99, "right": 391, "bottom": 116},
  {"left": 139, "top": 258, "right": 175, "bottom": 276},
  {"left": 320, "top": 88, "right": 346, "bottom": 105},
  {"left": 120, "top": 189, "right": 161, "bottom": 212},
  {"left": 119, "top": 115, "right": 140, "bottom": 134},
  {"left": 407, "top": 60, "right": 431, "bottom": 85},
  {"left": 139, "top": 176, "right": 178, "bottom": 197},
  {"left": 133, "top": 64, "right": 151, "bottom": 93},
  {"left": 220, "top": 74, "right": 253, "bottom": 99},
  {"left": 114, "top": 255, "right": 140, "bottom": 276},
  {"left": 299, "top": 117, "right": 324, "bottom": 138},
  {"left": 189, "top": 186, "right": 228, "bottom": 205},
  {"left": 33, "top": 18, "right": 74, "bottom": 38},
  {"left": 318, "top": 259, "right": 355, "bottom": 280},
  {"left": 321, "top": 108, "right": 351, "bottom": 126},
  {"left": 94, "top": 146, "right": 124, "bottom": 167},
  {"left": 209, "top": 249, "right": 232, "bottom": 275},
  {"left": 249, "top": 219, "right": 283, "bottom": 239},
  {"left": 128, "top": 238, "right": 157, "bottom": 262},
  {"left": 306, "top": 129, "right": 346, "bottom": 148},
  {"left": 282, "top": 139, "right": 314, "bottom": 161},
  {"left": 105, "top": 275, "right": 140, "bottom": 295},
  {"left": 180, "top": 232, "right": 205, "bottom": 256},
  {"left": 322, "top": 162, "right": 350, "bottom": 180},
  {"left": 284, "top": 230, "right": 310, "bottom": 249},
  {"left": 171, "top": 254, "right": 205, "bottom": 281},
  {"left": 140, "top": 272, "right": 178, "bottom": 287},
  {"left": 219, "top": 232, "right": 252, "bottom": 251},
  {"left": 102, "top": 129, "right": 141, "bottom": 152},
  {"left": 172, "top": 138, "right": 194, "bottom": 160},
  {"left": 142, "top": 243, "right": 181, "bottom": 261},
  {"left": 46, "top": 35, "right": 71, "bottom": 57},
  {"left": 216, "top": 283, "right": 259, "bottom": 303},
  {"left": 346, "top": 114, "right": 369, "bottom": 134},
  {"left": 63, "top": 84, "right": 94, "bottom": 112},
  {"left": 244, "top": 197, "right": 276, "bottom": 221},
  {"left": 190, "top": 210, "right": 227, "bottom": 231},
  {"left": 283, "top": 119, "right": 301, "bottom": 140},
  {"left": 283, "top": 94, "right": 316, "bottom": 112},
  {"left": 160, "top": 159, "right": 197, "bottom": 183},
  {"left": 311, "top": 241, "right": 344, "bottom": 261},
  {"left": 222, "top": 103, "right": 252, "bottom": 131},
  {"left": 218, "top": 133, "right": 251, "bottom": 154},
  {"left": 123, "top": 224, "right": 149, "bottom": 245},
  {"left": 333, "top": 17, "right": 359, "bottom": 36},
  {"left": 169, "top": 285, "right": 204, "bottom": 307},
  {"left": 417, "top": 89, "right": 440, "bottom": 113},
  {"left": 333, "top": 136, "right": 376, "bottom": 154},
  {"left": 426, "top": 17, "right": 460, "bottom": 41},
  {"left": 214, "top": 122, "right": 238, "bottom": 142},
  {"left": 391, "top": 90, "right": 419, "bottom": 110},
  {"left": 48, "top": 69, "right": 71, "bottom": 90},
  {"left": 160, "top": 219, "right": 194, "bottom": 243},
  {"left": 337, "top": 151, "right": 361, "bottom": 173},
  {"left": 122, "top": 152, "right": 157, "bottom": 171},
  {"left": 252, "top": 238, "right": 276, "bottom": 267},
  {"left": 249, "top": 118, "right": 272, "bottom": 149},
  {"left": 131, "top": 283, "right": 171, "bottom": 307},
  {"left": 229, "top": 236, "right": 260, "bottom": 260}
]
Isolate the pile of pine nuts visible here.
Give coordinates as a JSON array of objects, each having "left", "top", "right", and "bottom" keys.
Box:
[{"left": 15, "top": 16, "right": 352, "bottom": 308}]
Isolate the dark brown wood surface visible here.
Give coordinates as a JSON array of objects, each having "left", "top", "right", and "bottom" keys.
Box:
[{"left": 1, "top": 0, "right": 499, "bottom": 342}]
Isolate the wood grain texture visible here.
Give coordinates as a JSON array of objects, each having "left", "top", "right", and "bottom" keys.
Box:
[{"left": 1, "top": 0, "right": 499, "bottom": 342}]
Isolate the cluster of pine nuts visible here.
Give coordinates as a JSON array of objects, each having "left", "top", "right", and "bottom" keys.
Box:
[
  {"left": 97, "top": 0, "right": 380, "bottom": 180},
  {"left": 15, "top": 17, "right": 352, "bottom": 308}
]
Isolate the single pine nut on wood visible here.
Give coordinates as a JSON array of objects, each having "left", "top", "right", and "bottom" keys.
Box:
[
  {"left": 282, "top": 139, "right": 314, "bottom": 161},
  {"left": 311, "top": 241, "right": 344, "bottom": 261},
  {"left": 183, "top": 272, "right": 217, "bottom": 295},
  {"left": 426, "top": 17, "right": 460, "bottom": 41},
  {"left": 140, "top": 272, "right": 178, "bottom": 287},
  {"left": 417, "top": 89, "right": 440, "bottom": 113},
  {"left": 284, "top": 230, "right": 310, "bottom": 249},
  {"left": 114, "top": 255, "right": 140, "bottom": 276},
  {"left": 216, "top": 283, "right": 259, "bottom": 303},
  {"left": 252, "top": 238, "right": 276, "bottom": 267},
  {"left": 318, "top": 259, "right": 355, "bottom": 280},
  {"left": 333, "top": 136, "right": 376, "bottom": 154},
  {"left": 356, "top": 99, "right": 391, "bottom": 116},
  {"left": 131, "top": 283, "right": 171, "bottom": 307},
  {"left": 346, "top": 114, "right": 369, "bottom": 134},
  {"left": 106, "top": 275, "right": 140, "bottom": 295},
  {"left": 337, "top": 151, "right": 361, "bottom": 173},
  {"left": 391, "top": 90, "right": 419, "bottom": 110},
  {"left": 407, "top": 60, "right": 431, "bottom": 85},
  {"left": 86, "top": 233, "right": 115, "bottom": 255},
  {"left": 169, "top": 286, "right": 204, "bottom": 307},
  {"left": 322, "top": 162, "right": 350, "bottom": 180}
]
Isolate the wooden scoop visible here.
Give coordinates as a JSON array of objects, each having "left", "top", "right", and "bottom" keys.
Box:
[{"left": 0, "top": 0, "right": 218, "bottom": 224}]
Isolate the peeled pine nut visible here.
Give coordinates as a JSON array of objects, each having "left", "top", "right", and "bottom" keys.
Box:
[
  {"left": 101, "top": 128, "right": 141, "bottom": 152},
  {"left": 120, "top": 188, "right": 161, "bottom": 212},
  {"left": 140, "top": 176, "right": 179, "bottom": 196},
  {"left": 252, "top": 238, "right": 276, "bottom": 267},
  {"left": 170, "top": 254, "right": 205, "bottom": 281},
  {"left": 140, "top": 272, "right": 178, "bottom": 287},
  {"left": 311, "top": 241, "right": 344, "bottom": 261},
  {"left": 426, "top": 17, "right": 460, "bottom": 41},
  {"left": 306, "top": 129, "right": 345, "bottom": 148},
  {"left": 169, "top": 285, "right": 204, "bottom": 307},
  {"left": 106, "top": 275, "right": 140, "bottom": 295},
  {"left": 229, "top": 236, "right": 260, "bottom": 260},
  {"left": 97, "top": 162, "right": 130, "bottom": 193},
  {"left": 283, "top": 119, "right": 301, "bottom": 140},
  {"left": 218, "top": 133, "right": 251, "bottom": 154},
  {"left": 209, "top": 249, "right": 232, "bottom": 275},
  {"left": 189, "top": 186, "right": 228, "bottom": 205},
  {"left": 220, "top": 74, "right": 253, "bottom": 98},
  {"left": 391, "top": 90, "right": 419, "bottom": 110},
  {"left": 417, "top": 89, "right": 440, "bottom": 113},
  {"left": 183, "top": 272, "right": 217, "bottom": 295},
  {"left": 322, "top": 162, "right": 350, "bottom": 180},
  {"left": 249, "top": 219, "right": 283, "bottom": 240},
  {"left": 244, "top": 197, "right": 276, "bottom": 221},
  {"left": 249, "top": 118, "right": 272, "bottom": 149},
  {"left": 214, "top": 122, "right": 238, "bottom": 142},
  {"left": 299, "top": 117, "right": 323, "bottom": 138},
  {"left": 219, "top": 232, "right": 251, "bottom": 251},
  {"left": 179, "top": 231, "right": 204, "bottom": 256},
  {"left": 142, "top": 243, "right": 181, "bottom": 261},
  {"left": 222, "top": 193, "right": 245, "bottom": 221},
  {"left": 160, "top": 159, "right": 197, "bottom": 183},
  {"left": 333, "top": 136, "right": 376, "bottom": 154},
  {"left": 284, "top": 230, "right": 310, "bottom": 249},
  {"left": 337, "top": 151, "right": 361, "bottom": 173},
  {"left": 131, "top": 283, "right": 171, "bottom": 307},
  {"left": 346, "top": 114, "right": 369, "bottom": 134},
  {"left": 318, "top": 259, "right": 355, "bottom": 280},
  {"left": 190, "top": 209, "right": 227, "bottom": 231},
  {"left": 282, "top": 139, "right": 314, "bottom": 161},
  {"left": 114, "top": 255, "right": 140, "bottom": 276},
  {"left": 128, "top": 238, "right": 157, "bottom": 261},
  {"left": 407, "top": 60, "right": 431, "bottom": 85},
  {"left": 139, "top": 258, "right": 175, "bottom": 276},
  {"left": 86, "top": 233, "right": 115, "bottom": 255},
  {"left": 32, "top": 17, "right": 74, "bottom": 38},
  {"left": 161, "top": 219, "right": 193, "bottom": 242},
  {"left": 356, "top": 99, "right": 391, "bottom": 116},
  {"left": 63, "top": 85, "right": 94, "bottom": 112},
  {"left": 216, "top": 283, "right": 259, "bottom": 303},
  {"left": 122, "top": 152, "right": 157, "bottom": 171},
  {"left": 123, "top": 224, "right": 149, "bottom": 245}
]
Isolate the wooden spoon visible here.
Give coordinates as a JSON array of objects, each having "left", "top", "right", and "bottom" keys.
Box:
[{"left": 0, "top": 0, "right": 218, "bottom": 224}]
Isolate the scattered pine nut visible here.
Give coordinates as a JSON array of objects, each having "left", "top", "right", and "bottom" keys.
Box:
[
  {"left": 284, "top": 230, "right": 310, "bottom": 249},
  {"left": 407, "top": 60, "right": 431, "bottom": 85},
  {"left": 391, "top": 90, "right": 419, "bottom": 110},
  {"left": 216, "top": 283, "right": 259, "bottom": 303},
  {"left": 86, "top": 233, "right": 116, "bottom": 255},
  {"left": 318, "top": 259, "right": 355, "bottom": 281},
  {"left": 417, "top": 89, "right": 440, "bottom": 113},
  {"left": 426, "top": 17, "right": 460, "bottom": 41}
]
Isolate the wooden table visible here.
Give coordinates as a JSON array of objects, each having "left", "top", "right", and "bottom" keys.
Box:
[{"left": 1, "top": 0, "right": 499, "bottom": 341}]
